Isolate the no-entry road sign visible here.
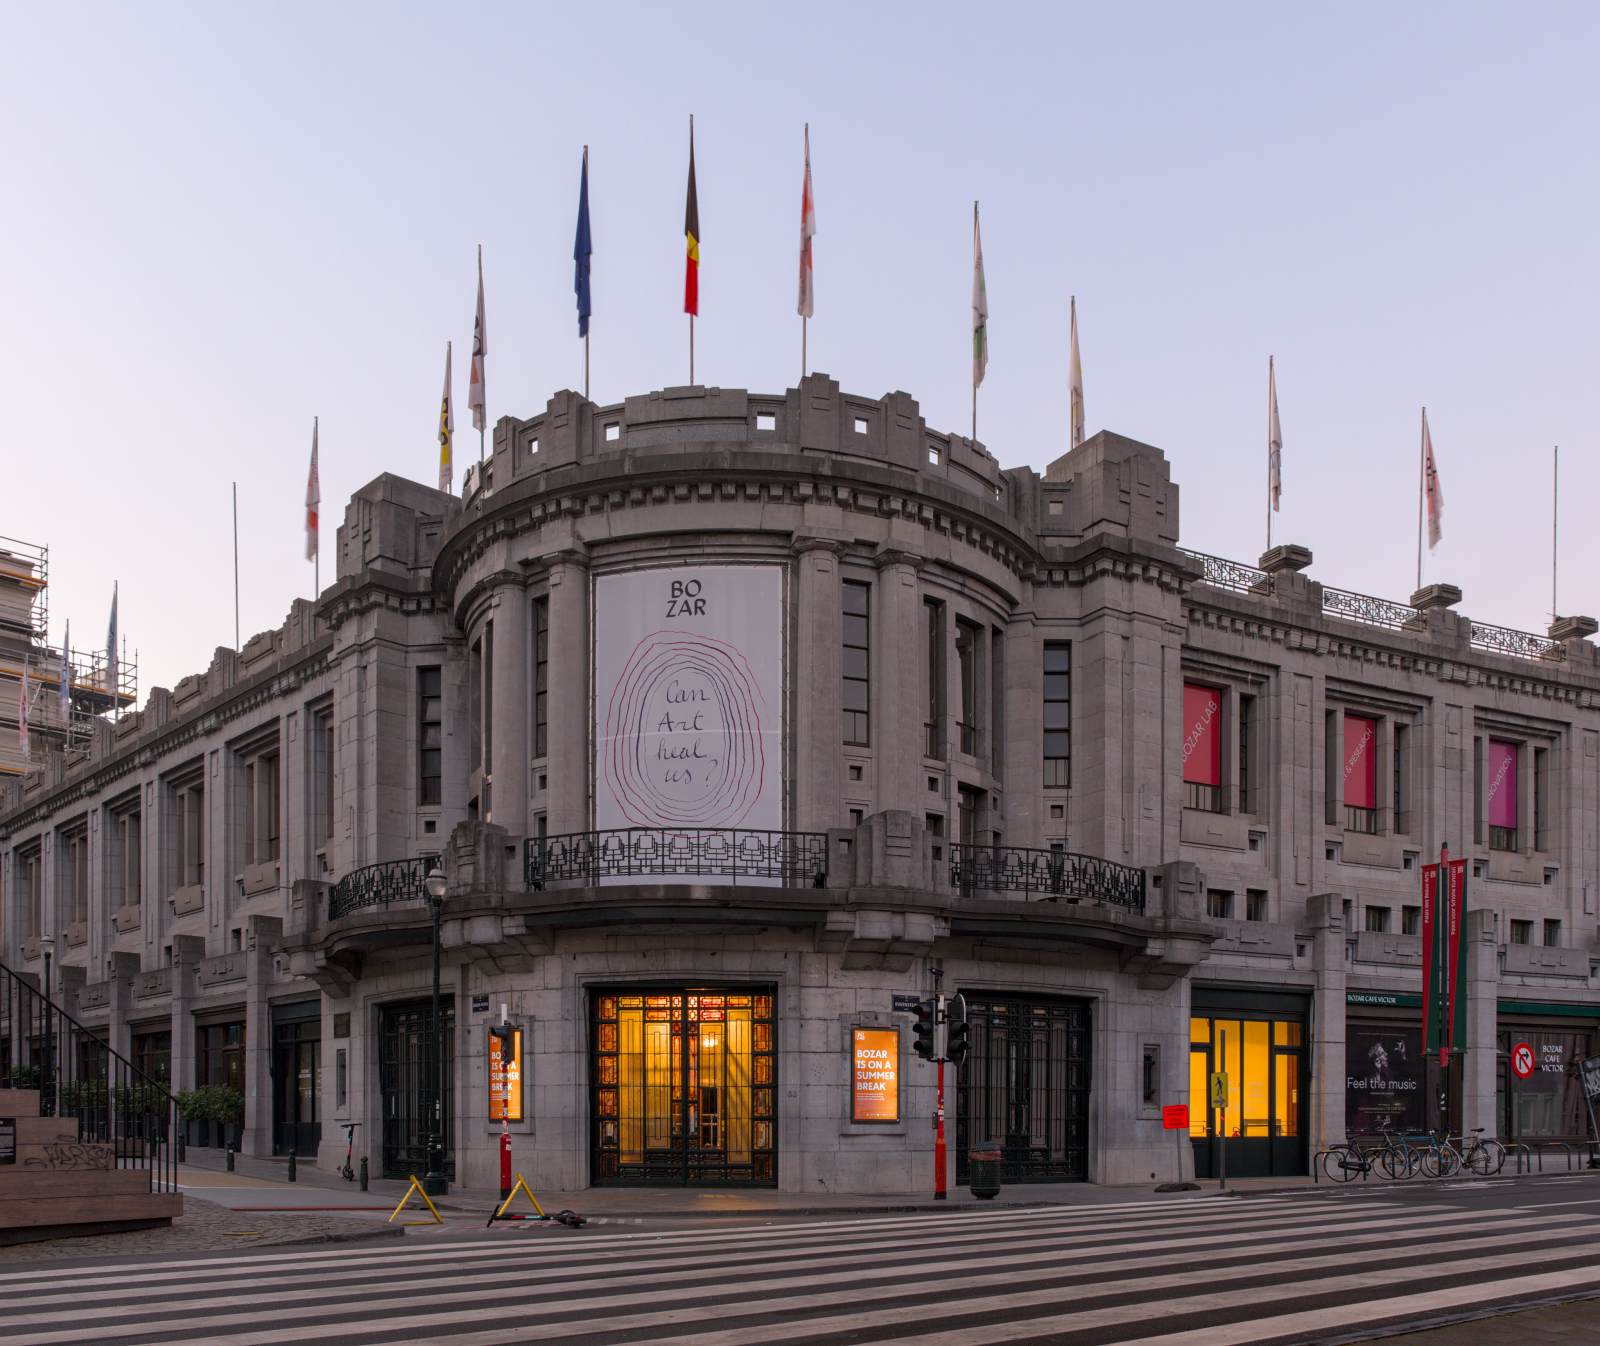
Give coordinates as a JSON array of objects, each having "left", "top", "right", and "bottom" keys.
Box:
[{"left": 1511, "top": 1041, "right": 1536, "bottom": 1080}]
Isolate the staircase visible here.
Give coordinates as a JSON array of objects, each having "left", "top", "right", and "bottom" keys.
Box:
[{"left": 0, "top": 960, "right": 182, "bottom": 1245}]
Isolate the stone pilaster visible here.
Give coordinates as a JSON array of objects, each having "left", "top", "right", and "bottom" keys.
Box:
[
  {"left": 168, "top": 934, "right": 206, "bottom": 1095},
  {"left": 1307, "top": 891, "right": 1347, "bottom": 1151},
  {"left": 488, "top": 582, "right": 530, "bottom": 837},
  {"left": 241, "top": 916, "right": 283, "bottom": 1157},
  {"left": 872, "top": 550, "right": 923, "bottom": 818},
  {"left": 1461, "top": 909, "right": 1499, "bottom": 1137},
  {"left": 544, "top": 550, "right": 590, "bottom": 836},
  {"left": 793, "top": 539, "right": 842, "bottom": 834}
]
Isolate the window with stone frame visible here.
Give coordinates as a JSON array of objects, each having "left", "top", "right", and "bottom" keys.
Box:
[
  {"left": 533, "top": 597, "right": 549, "bottom": 760},
  {"left": 1322, "top": 701, "right": 1419, "bottom": 839},
  {"left": 1182, "top": 681, "right": 1226, "bottom": 814},
  {"left": 57, "top": 820, "right": 89, "bottom": 940},
  {"left": 17, "top": 840, "right": 43, "bottom": 939},
  {"left": 165, "top": 762, "right": 206, "bottom": 894},
  {"left": 233, "top": 730, "right": 281, "bottom": 873},
  {"left": 107, "top": 794, "right": 142, "bottom": 919},
  {"left": 310, "top": 702, "right": 336, "bottom": 860},
  {"left": 1472, "top": 729, "right": 1555, "bottom": 855}
]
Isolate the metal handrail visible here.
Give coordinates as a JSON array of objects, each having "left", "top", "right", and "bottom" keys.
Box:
[
  {"left": 328, "top": 855, "right": 440, "bottom": 921},
  {"left": 1471, "top": 621, "right": 1563, "bottom": 661},
  {"left": 1180, "top": 549, "right": 1266, "bottom": 593},
  {"left": 525, "top": 828, "right": 829, "bottom": 889},
  {"left": 1321, "top": 586, "right": 1419, "bottom": 631},
  {"left": 948, "top": 842, "right": 1146, "bottom": 911},
  {"left": 0, "top": 957, "right": 180, "bottom": 1194}
]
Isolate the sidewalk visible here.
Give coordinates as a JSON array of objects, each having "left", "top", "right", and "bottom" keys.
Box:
[{"left": 180, "top": 1147, "right": 1314, "bottom": 1219}]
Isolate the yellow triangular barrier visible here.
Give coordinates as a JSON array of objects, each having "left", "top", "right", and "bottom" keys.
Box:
[
  {"left": 486, "top": 1172, "right": 546, "bottom": 1226},
  {"left": 388, "top": 1174, "right": 444, "bottom": 1226}
]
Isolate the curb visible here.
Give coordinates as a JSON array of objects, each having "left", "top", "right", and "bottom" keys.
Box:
[{"left": 263, "top": 1224, "right": 407, "bottom": 1249}]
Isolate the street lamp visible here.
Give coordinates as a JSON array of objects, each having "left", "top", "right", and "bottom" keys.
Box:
[
  {"left": 422, "top": 867, "right": 448, "bottom": 1197},
  {"left": 38, "top": 934, "right": 55, "bottom": 1116}
]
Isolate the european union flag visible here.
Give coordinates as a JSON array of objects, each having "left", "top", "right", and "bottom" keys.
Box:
[{"left": 574, "top": 148, "right": 592, "bottom": 338}]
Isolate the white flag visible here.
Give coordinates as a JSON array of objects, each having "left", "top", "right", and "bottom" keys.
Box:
[
  {"left": 468, "top": 246, "right": 487, "bottom": 434},
  {"left": 438, "top": 341, "right": 454, "bottom": 493},
  {"left": 1423, "top": 409, "right": 1443, "bottom": 548},
  {"left": 305, "top": 418, "right": 320, "bottom": 562},
  {"left": 971, "top": 203, "right": 987, "bottom": 391},
  {"left": 797, "top": 125, "right": 816, "bottom": 319},
  {"left": 17, "top": 661, "right": 29, "bottom": 758},
  {"left": 1268, "top": 356, "right": 1282, "bottom": 511},
  {"left": 106, "top": 583, "right": 118, "bottom": 695},
  {"left": 1069, "top": 296, "right": 1085, "bottom": 448},
  {"left": 58, "top": 620, "right": 71, "bottom": 726}
]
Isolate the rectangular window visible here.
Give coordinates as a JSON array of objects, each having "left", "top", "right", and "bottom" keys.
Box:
[
  {"left": 956, "top": 785, "right": 981, "bottom": 847},
  {"left": 1473, "top": 736, "right": 1485, "bottom": 846},
  {"left": 924, "top": 599, "right": 944, "bottom": 759},
  {"left": 1393, "top": 723, "right": 1409, "bottom": 835},
  {"left": 955, "top": 619, "right": 980, "bottom": 756},
  {"left": 1488, "top": 738, "right": 1518, "bottom": 851},
  {"left": 59, "top": 827, "right": 89, "bottom": 926},
  {"left": 468, "top": 639, "right": 483, "bottom": 773},
  {"left": 239, "top": 748, "right": 280, "bottom": 867},
  {"left": 1183, "top": 683, "right": 1224, "bottom": 812},
  {"left": 989, "top": 626, "right": 1004, "bottom": 777},
  {"left": 1364, "top": 906, "right": 1390, "bottom": 933},
  {"left": 1043, "top": 642, "right": 1071, "bottom": 789},
  {"left": 1246, "top": 890, "right": 1267, "bottom": 922},
  {"left": 533, "top": 598, "right": 549, "bottom": 759},
  {"left": 1510, "top": 919, "right": 1532, "bottom": 946},
  {"left": 1343, "top": 713, "right": 1378, "bottom": 833},
  {"left": 1238, "top": 694, "right": 1255, "bottom": 814},
  {"left": 1534, "top": 746, "right": 1549, "bottom": 852},
  {"left": 122, "top": 809, "right": 142, "bottom": 909},
  {"left": 842, "top": 581, "right": 871, "bottom": 745},
  {"left": 21, "top": 848, "right": 43, "bottom": 937},
  {"left": 1402, "top": 905, "right": 1421, "bottom": 936},
  {"left": 171, "top": 776, "right": 206, "bottom": 890},
  {"left": 418, "top": 667, "right": 442, "bottom": 806},
  {"left": 312, "top": 707, "right": 336, "bottom": 846},
  {"left": 1544, "top": 919, "right": 1562, "bottom": 947},
  {"left": 1206, "top": 889, "right": 1232, "bottom": 919}
]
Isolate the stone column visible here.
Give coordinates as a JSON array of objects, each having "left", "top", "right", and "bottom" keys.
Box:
[
  {"left": 872, "top": 550, "right": 923, "bottom": 818},
  {"left": 488, "top": 583, "right": 531, "bottom": 839},
  {"left": 1307, "top": 891, "right": 1347, "bottom": 1152},
  {"left": 792, "top": 539, "right": 841, "bottom": 834},
  {"left": 168, "top": 934, "right": 206, "bottom": 1096},
  {"left": 105, "top": 951, "right": 139, "bottom": 1060},
  {"left": 544, "top": 550, "right": 590, "bottom": 836},
  {"left": 241, "top": 916, "right": 283, "bottom": 1157},
  {"left": 1461, "top": 909, "right": 1499, "bottom": 1136}
]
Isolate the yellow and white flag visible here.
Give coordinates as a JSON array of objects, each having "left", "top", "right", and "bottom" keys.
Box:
[
  {"left": 438, "top": 341, "right": 454, "bottom": 493},
  {"left": 468, "top": 248, "right": 486, "bottom": 434}
]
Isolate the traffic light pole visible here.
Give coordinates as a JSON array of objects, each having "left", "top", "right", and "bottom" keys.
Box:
[{"left": 935, "top": 1058, "right": 947, "bottom": 1200}]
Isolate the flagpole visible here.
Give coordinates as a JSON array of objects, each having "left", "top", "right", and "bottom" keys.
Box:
[
  {"left": 312, "top": 415, "right": 319, "bottom": 601},
  {"left": 972, "top": 200, "right": 978, "bottom": 448},
  {"left": 583, "top": 145, "right": 591, "bottom": 400},
  {"left": 1552, "top": 444, "right": 1559, "bottom": 623},
  {"left": 1266, "top": 356, "right": 1273, "bottom": 555},
  {"left": 232, "top": 482, "right": 240, "bottom": 652},
  {"left": 690, "top": 315, "right": 695, "bottom": 386},
  {"left": 1416, "top": 407, "right": 1425, "bottom": 593}
]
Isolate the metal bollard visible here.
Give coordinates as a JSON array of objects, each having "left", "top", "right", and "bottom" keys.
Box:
[
  {"left": 359, "top": 1156, "right": 368, "bottom": 1191},
  {"left": 288, "top": 1149, "right": 297, "bottom": 1182},
  {"left": 226, "top": 1147, "right": 235, "bottom": 1172}
]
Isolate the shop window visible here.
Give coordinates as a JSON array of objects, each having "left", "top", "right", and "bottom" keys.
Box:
[
  {"left": 1206, "top": 889, "right": 1233, "bottom": 919},
  {"left": 1545, "top": 919, "right": 1562, "bottom": 947},
  {"left": 1183, "top": 683, "right": 1225, "bottom": 813},
  {"left": 1364, "top": 906, "right": 1390, "bottom": 934},
  {"left": 1043, "top": 641, "right": 1071, "bottom": 788},
  {"left": 418, "top": 667, "right": 442, "bottom": 806},
  {"left": 1245, "top": 890, "right": 1267, "bottom": 922},
  {"left": 1487, "top": 738, "right": 1519, "bottom": 851},
  {"left": 1510, "top": 920, "right": 1532, "bottom": 945},
  {"left": 842, "top": 581, "right": 871, "bottom": 746},
  {"left": 1402, "top": 905, "right": 1421, "bottom": 936},
  {"left": 924, "top": 599, "right": 945, "bottom": 760},
  {"left": 131, "top": 1029, "right": 171, "bottom": 1085},
  {"left": 196, "top": 1021, "right": 246, "bottom": 1091}
]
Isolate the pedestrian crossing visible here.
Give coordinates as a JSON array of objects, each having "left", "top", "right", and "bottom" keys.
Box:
[{"left": 6, "top": 1190, "right": 1600, "bottom": 1344}]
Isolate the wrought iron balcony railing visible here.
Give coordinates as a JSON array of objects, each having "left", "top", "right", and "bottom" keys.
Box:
[
  {"left": 526, "top": 828, "right": 829, "bottom": 890},
  {"left": 948, "top": 842, "right": 1146, "bottom": 912},
  {"left": 327, "top": 855, "right": 440, "bottom": 921}
]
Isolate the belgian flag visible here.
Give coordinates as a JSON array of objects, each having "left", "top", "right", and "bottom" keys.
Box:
[{"left": 684, "top": 117, "right": 699, "bottom": 316}]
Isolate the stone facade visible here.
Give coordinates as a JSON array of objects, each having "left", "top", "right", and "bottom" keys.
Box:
[{"left": 2, "top": 374, "right": 1597, "bottom": 1194}]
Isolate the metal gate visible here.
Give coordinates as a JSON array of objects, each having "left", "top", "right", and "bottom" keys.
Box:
[
  {"left": 956, "top": 994, "right": 1091, "bottom": 1182},
  {"left": 591, "top": 988, "right": 777, "bottom": 1186},
  {"left": 378, "top": 999, "right": 454, "bottom": 1180}
]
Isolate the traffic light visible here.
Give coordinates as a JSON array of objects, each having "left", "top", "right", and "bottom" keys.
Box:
[
  {"left": 945, "top": 993, "right": 969, "bottom": 1067},
  {"left": 913, "top": 998, "right": 937, "bottom": 1060}
]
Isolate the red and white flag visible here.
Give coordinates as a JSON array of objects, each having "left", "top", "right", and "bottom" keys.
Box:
[
  {"left": 17, "top": 660, "right": 29, "bottom": 758},
  {"left": 305, "top": 417, "right": 320, "bottom": 561},
  {"left": 58, "top": 620, "right": 71, "bottom": 725},
  {"left": 1423, "top": 408, "right": 1443, "bottom": 548},
  {"left": 797, "top": 125, "right": 815, "bottom": 319},
  {"left": 468, "top": 245, "right": 487, "bottom": 434}
]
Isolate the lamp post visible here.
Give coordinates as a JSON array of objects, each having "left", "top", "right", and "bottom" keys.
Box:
[
  {"left": 423, "top": 867, "right": 448, "bottom": 1196},
  {"left": 38, "top": 934, "right": 55, "bottom": 1116}
]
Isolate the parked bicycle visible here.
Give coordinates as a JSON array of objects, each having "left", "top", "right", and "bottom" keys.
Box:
[{"left": 1321, "top": 1121, "right": 1416, "bottom": 1182}]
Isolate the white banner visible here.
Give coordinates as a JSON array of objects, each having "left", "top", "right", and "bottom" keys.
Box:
[{"left": 594, "top": 565, "right": 784, "bottom": 837}]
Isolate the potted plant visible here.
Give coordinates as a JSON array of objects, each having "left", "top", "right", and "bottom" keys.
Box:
[{"left": 176, "top": 1084, "right": 246, "bottom": 1150}]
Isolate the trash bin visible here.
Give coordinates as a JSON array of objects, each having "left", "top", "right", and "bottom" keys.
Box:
[{"left": 968, "top": 1145, "right": 1002, "bottom": 1199}]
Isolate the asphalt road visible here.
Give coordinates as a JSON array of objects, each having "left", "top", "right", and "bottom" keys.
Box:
[{"left": 8, "top": 1173, "right": 1600, "bottom": 1344}]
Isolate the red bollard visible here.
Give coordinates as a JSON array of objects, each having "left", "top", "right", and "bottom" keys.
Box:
[{"left": 499, "top": 1126, "right": 512, "bottom": 1202}]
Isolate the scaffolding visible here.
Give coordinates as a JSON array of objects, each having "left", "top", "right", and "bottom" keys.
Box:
[{"left": 0, "top": 536, "right": 48, "bottom": 649}]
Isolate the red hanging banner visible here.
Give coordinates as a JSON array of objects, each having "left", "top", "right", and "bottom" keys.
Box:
[
  {"left": 1182, "top": 684, "right": 1222, "bottom": 786},
  {"left": 1343, "top": 714, "right": 1378, "bottom": 809}
]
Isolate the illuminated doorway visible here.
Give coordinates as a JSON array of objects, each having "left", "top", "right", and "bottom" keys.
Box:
[
  {"left": 1189, "top": 991, "right": 1307, "bottom": 1178},
  {"left": 591, "top": 988, "right": 777, "bottom": 1186}
]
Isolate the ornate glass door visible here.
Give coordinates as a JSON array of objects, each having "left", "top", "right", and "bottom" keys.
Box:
[
  {"left": 592, "top": 988, "right": 776, "bottom": 1186},
  {"left": 378, "top": 999, "right": 454, "bottom": 1180}
]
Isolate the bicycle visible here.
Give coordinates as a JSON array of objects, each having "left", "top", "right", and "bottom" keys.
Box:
[
  {"left": 1457, "top": 1127, "right": 1507, "bottom": 1176},
  {"left": 1321, "top": 1122, "right": 1414, "bottom": 1182},
  {"left": 337, "top": 1121, "right": 362, "bottom": 1182}
]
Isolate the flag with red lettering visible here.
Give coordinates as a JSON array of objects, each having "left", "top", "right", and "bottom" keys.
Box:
[{"left": 305, "top": 418, "right": 320, "bottom": 562}]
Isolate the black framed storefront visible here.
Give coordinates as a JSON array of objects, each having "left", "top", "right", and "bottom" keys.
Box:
[
  {"left": 1344, "top": 991, "right": 1457, "bottom": 1140},
  {"left": 1497, "top": 1002, "right": 1600, "bottom": 1146},
  {"left": 271, "top": 1000, "right": 321, "bottom": 1157},
  {"left": 378, "top": 998, "right": 455, "bottom": 1180},
  {"left": 1190, "top": 986, "right": 1308, "bottom": 1179},
  {"left": 955, "top": 993, "right": 1091, "bottom": 1183},
  {"left": 590, "top": 987, "right": 777, "bottom": 1187}
]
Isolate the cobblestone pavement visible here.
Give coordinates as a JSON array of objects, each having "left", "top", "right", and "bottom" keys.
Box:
[{"left": 0, "top": 1192, "right": 402, "bottom": 1264}]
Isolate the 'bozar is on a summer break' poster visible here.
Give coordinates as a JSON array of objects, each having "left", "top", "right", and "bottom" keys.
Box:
[{"left": 594, "top": 565, "right": 785, "bottom": 857}]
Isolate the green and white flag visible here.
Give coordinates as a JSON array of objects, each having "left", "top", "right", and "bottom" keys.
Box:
[{"left": 971, "top": 202, "right": 987, "bottom": 391}]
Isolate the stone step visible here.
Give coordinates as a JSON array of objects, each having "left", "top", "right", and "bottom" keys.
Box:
[
  {"left": 14, "top": 1140, "right": 115, "bottom": 1171},
  {"left": 0, "top": 1191, "right": 182, "bottom": 1232},
  {"left": 0, "top": 1167, "right": 155, "bottom": 1198},
  {"left": 0, "top": 1089, "right": 41, "bottom": 1118},
  {"left": 13, "top": 1116, "right": 82, "bottom": 1145}
]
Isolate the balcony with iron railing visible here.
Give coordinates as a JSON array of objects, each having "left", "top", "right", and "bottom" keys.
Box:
[
  {"left": 947, "top": 842, "right": 1146, "bottom": 912},
  {"left": 327, "top": 855, "right": 440, "bottom": 921},
  {"left": 524, "top": 828, "right": 829, "bottom": 890}
]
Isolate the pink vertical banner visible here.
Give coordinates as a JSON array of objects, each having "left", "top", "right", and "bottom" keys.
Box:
[
  {"left": 1343, "top": 714, "right": 1377, "bottom": 809},
  {"left": 1487, "top": 740, "right": 1518, "bottom": 829},
  {"left": 1182, "top": 684, "right": 1222, "bottom": 786}
]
